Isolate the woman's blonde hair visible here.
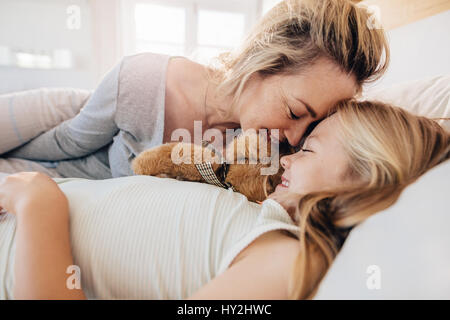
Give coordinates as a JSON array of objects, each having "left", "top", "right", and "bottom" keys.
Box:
[
  {"left": 283, "top": 100, "right": 450, "bottom": 299},
  {"left": 211, "top": 0, "right": 389, "bottom": 111}
]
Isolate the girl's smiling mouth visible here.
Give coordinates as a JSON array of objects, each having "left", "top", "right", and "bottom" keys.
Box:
[{"left": 280, "top": 176, "right": 289, "bottom": 188}]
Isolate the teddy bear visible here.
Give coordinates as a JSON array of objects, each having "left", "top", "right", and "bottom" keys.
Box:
[{"left": 131, "top": 130, "right": 294, "bottom": 202}]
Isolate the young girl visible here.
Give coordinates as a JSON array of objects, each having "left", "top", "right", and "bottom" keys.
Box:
[
  {"left": 0, "top": 0, "right": 388, "bottom": 179},
  {"left": 0, "top": 100, "right": 448, "bottom": 300}
]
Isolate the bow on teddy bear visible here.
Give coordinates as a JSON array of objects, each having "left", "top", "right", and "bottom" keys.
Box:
[{"left": 131, "top": 131, "right": 295, "bottom": 202}]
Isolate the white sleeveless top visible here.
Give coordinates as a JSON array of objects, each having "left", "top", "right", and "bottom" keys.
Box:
[{"left": 0, "top": 176, "right": 299, "bottom": 299}]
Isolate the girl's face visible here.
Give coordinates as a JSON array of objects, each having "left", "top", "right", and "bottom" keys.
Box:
[
  {"left": 237, "top": 57, "right": 358, "bottom": 147},
  {"left": 270, "top": 114, "right": 352, "bottom": 197}
]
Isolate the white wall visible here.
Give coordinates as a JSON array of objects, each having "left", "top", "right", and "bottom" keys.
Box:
[
  {"left": 1, "top": 1, "right": 449, "bottom": 94},
  {"left": 368, "top": 10, "right": 450, "bottom": 90},
  {"left": 0, "top": 0, "right": 96, "bottom": 94}
]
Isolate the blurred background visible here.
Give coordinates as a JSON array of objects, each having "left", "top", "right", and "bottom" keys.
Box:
[{"left": 0, "top": 0, "right": 449, "bottom": 94}]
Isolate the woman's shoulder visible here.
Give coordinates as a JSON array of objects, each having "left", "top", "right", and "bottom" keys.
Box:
[
  {"left": 118, "top": 52, "right": 170, "bottom": 88},
  {"left": 122, "top": 51, "right": 171, "bottom": 68},
  {"left": 165, "top": 56, "right": 207, "bottom": 96}
]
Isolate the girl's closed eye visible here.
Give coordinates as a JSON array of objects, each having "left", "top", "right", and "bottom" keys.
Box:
[{"left": 301, "top": 148, "right": 313, "bottom": 153}]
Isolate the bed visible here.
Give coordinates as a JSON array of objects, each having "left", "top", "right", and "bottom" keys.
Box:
[{"left": 0, "top": 0, "right": 449, "bottom": 300}]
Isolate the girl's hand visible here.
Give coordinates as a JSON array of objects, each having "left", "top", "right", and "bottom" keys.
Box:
[{"left": 0, "top": 172, "right": 68, "bottom": 216}]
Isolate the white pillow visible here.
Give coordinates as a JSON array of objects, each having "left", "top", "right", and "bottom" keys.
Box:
[
  {"left": 361, "top": 75, "right": 450, "bottom": 130},
  {"left": 314, "top": 160, "right": 450, "bottom": 299}
]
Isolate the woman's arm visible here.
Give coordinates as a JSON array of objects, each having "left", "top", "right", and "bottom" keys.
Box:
[
  {"left": 0, "top": 88, "right": 91, "bottom": 155},
  {"left": 0, "top": 172, "right": 86, "bottom": 299},
  {"left": 6, "top": 61, "right": 122, "bottom": 161}
]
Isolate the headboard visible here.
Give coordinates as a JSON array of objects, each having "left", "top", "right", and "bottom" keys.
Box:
[{"left": 355, "top": 0, "right": 450, "bottom": 30}]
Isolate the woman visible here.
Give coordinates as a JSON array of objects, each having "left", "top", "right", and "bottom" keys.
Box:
[
  {"left": 1, "top": 100, "right": 448, "bottom": 300},
  {"left": 1, "top": 0, "right": 388, "bottom": 179}
]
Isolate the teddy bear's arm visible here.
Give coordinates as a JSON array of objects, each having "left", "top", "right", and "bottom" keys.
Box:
[
  {"left": 132, "top": 143, "right": 178, "bottom": 176},
  {"left": 132, "top": 142, "right": 220, "bottom": 182}
]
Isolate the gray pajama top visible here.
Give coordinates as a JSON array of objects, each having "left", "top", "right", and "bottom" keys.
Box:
[{"left": 8, "top": 52, "right": 170, "bottom": 179}]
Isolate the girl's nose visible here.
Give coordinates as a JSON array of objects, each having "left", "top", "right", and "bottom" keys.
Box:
[{"left": 280, "top": 155, "right": 291, "bottom": 169}]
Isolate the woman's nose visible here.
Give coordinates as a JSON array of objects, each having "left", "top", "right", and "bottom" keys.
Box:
[{"left": 284, "top": 125, "right": 307, "bottom": 147}]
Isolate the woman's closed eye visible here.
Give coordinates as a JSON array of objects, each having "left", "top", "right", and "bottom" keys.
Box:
[
  {"left": 301, "top": 148, "right": 313, "bottom": 153},
  {"left": 282, "top": 96, "right": 302, "bottom": 120},
  {"left": 289, "top": 107, "right": 301, "bottom": 120}
]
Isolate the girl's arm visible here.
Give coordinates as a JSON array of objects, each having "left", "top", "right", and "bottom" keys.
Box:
[
  {"left": 14, "top": 200, "right": 86, "bottom": 299},
  {"left": 0, "top": 172, "right": 86, "bottom": 299},
  {"left": 6, "top": 61, "right": 122, "bottom": 161},
  {"left": 188, "top": 230, "right": 300, "bottom": 300}
]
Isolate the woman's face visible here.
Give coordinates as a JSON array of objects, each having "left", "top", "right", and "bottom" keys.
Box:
[
  {"left": 237, "top": 57, "right": 358, "bottom": 147},
  {"left": 270, "top": 114, "right": 352, "bottom": 197}
]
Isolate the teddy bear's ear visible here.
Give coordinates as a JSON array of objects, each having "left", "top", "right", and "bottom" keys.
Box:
[
  {"left": 225, "top": 129, "right": 271, "bottom": 163},
  {"left": 267, "top": 170, "right": 282, "bottom": 193}
]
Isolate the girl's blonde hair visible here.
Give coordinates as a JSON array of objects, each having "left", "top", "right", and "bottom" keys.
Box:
[
  {"left": 284, "top": 100, "right": 450, "bottom": 299},
  {"left": 211, "top": 0, "right": 389, "bottom": 111}
]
